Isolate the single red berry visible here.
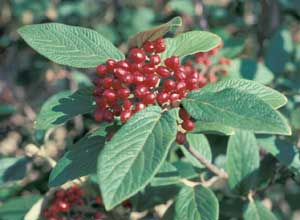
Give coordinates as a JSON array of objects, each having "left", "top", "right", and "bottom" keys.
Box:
[
  {"left": 186, "top": 78, "right": 199, "bottom": 90},
  {"left": 208, "top": 74, "right": 217, "bottom": 82},
  {"left": 93, "top": 87, "right": 104, "bottom": 96},
  {"left": 94, "top": 211, "right": 105, "bottom": 219},
  {"left": 123, "top": 73, "right": 134, "bottom": 84},
  {"left": 94, "top": 108, "right": 104, "bottom": 122},
  {"left": 103, "top": 110, "right": 114, "bottom": 122},
  {"left": 93, "top": 78, "right": 103, "bottom": 87},
  {"left": 143, "top": 92, "right": 156, "bottom": 104},
  {"left": 96, "top": 64, "right": 107, "bottom": 76},
  {"left": 135, "top": 102, "right": 146, "bottom": 112},
  {"left": 55, "top": 190, "right": 65, "bottom": 199},
  {"left": 153, "top": 37, "right": 166, "bottom": 53},
  {"left": 123, "top": 99, "right": 132, "bottom": 109},
  {"left": 117, "top": 60, "right": 130, "bottom": 70},
  {"left": 112, "top": 79, "right": 123, "bottom": 90},
  {"left": 106, "top": 59, "right": 116, "bottom": 72},
  {"left": 179, "top": 108, "right": 190, "bottom": 120},
  {"left": 176, "top": 131, "right": 186, "bottom": 144},
  {"left": 95, "top": 98, "right": 108, "bottom": 108},
  {"left": 103, "top": 89, "right": 117, "bottom": 103},
  {"left": 134, "top": 85, "right": 148, "bottom": 98},
  {"left": 182, "top": 119, "right": 195, "bottom": 131},
  {"left": 163, "top": 79, "right": 176, "bottom": 92},
  {"left": 164, "top": 56, "right": 180, "bottom": 70},
  {"left": 120, "top": 109, "right": 132, "bottom": 123},
  {"left": 174, "top": 69, "right": 186, "bottom": 81},
  {"left": 170, "top": 93, "right": 180, "bottom": 104},
  {"left": 149, "top": 54, "right": 161, "bottom": 66},
  {"left": 145, "top": 74, "right": 159, "bottom": 87},
  {"left": 176, "top": 81, "right": 187, "bottom": 93},
  {"left": 57, "top": 201, "right": 70, "bottom": 212},
  {"left": 95, "top": 196, "right": 102, "bottom": 205},
  {"left": 208, "top": 47, "right": 219, "bottom": 56},
  {"left": 130, "top": 48, "right": 146, "bottom": 63},
  {"left": 156, "top": 66, "right": 170, "bottom": 77},
  {"left": 143, "top": 41, "right": 155, "bottom": 53},
  {"left": 203, "top": 58, "right": 211, "bottom": 66},
  {"left": 114, "top": 67, "right": 128, "bottom": 80},
  {"left": 132, "top": 72, "right": 145, "bottom": 85},
  {"left": 143, "top": 64, "right": 156, "bottom": 75},
  {"left": 102, "top": 77, "right": 113, "bottom": 89},
  {"left": 118, "top": 87, "right": 130, "bottom": 99},
  {"left": 156, "top": 92, "right": 169, "bottom": 105}
]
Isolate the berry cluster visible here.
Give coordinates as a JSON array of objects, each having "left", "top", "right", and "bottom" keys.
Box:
[
  {"left": 93, "top": 37, "right": 208, "bottom": 125},
  {"left": 43, "top": 185, "right": 105, "bottom": 220}
]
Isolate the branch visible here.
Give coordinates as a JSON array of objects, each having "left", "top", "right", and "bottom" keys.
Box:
[{"left": 186, "top": 144, "right": 228, "bottom": 179}]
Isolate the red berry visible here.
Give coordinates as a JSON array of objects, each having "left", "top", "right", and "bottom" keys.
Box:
[
  {"left": 102, "top": 77, "right": 113, "bottom": 89},
  {"left": 179, "top": 108, "right": 190, "bottom": 120},
  {"left": 156, "top": 92, "right": 169, "bottom": 105},
  {"left": 117, "top": 60, "right": 130, "bottom": 70},
  {"left": 93, "top": 87, "right": 104, "bottom": 96},
  {"left": 112, "top": 103, "right": 122, "bottom": 116},
  {"left": 95, "top": 98, "right": 108, "bottom": 108},
  {"left": 156, "top": 66, "right": 170, "bottom": 77},
  {"left": 174, "top": 69, "right": 186, "bottom": 81},
  {"left": 114, "top": 67, "right": 128, "bottom": 80},
  {"left": 103, "top": 110, "right": 114, "bottom": 122},
  {"left": 95, "top": 196, "right": 102, "bottom": 205},
  {"left": 182, "top": 119, "right": 195, "bottom": 131},
  {"left": 149, "top": 54, "right": 161, "bottom": 66},
  {"left": 163, "top": 79, "right": 176, "bottom": 92},
  {"left": 123, "top": 99, "right": 132, "bottom": 109},
  {"left": 134, "top": 85, "right": 148, "bottom": 98},
  {"left": 170, "top": 93, "right": 180, "bottom": 104},
  {"left": 164, "top": 56, "right": 180, "bottom": 70},
  {"left": 118, "top": 87, "right": 130, "bottom": 99},
  {"left": 120, "top": 109, "right": 132, "bottom": 123},
  {"left": 143, "top": 64, "right": 156, "bottom": 75},
  {"left": 103, "top": 89, "right": 117, "bottom": 103},
  {"left": 123, "top": 73, "right": 134, "bottom": 84},
  {"left": 106, "top": 59, "right": 116, "bottom": 72},
  {"left": 143, "top": 93, "right": 156, "bottom": 104},
  {"left": 130, "top": 48, "right": 146, "bottom": 63},
  {"left": 135, "top": 102, "right": 146, "bottom": 112},
  {"left": 143, "top": 41, "right": 155, "bottom": 53},
  {"left": 94, "top": 108, "right": 104, "bottom": 122},
  {"left": 55, "top": 190, "right": 65, "bottom": 198},
  {"left": 93, "top": 78, "right": 103, "bottom": 87},
  {"left": 145, "top": 74, "right": 159, "bottom": 87},
  {"left": 176, "top": 81, "right": 186, "bottom": 93},
  {"left": 94, "top": 211, "right": 104, "bottom": 219},
  {"left": 112, "top": 79, "right": 123, "bottom": 90},
  {"left": 176, "top": 131, "right": 186, "bottom": 144},
  {"left": 133, "top": 72, "right": 145, "bottom": 85},
  {"left": 57, "top": 201, "right": 70, "bottom": 212},
  {"left": 96, "top": 64, "right": 107, "bottom": 76},
  {"left": 130, "top": 63, "right": 143, "bottom": 72},
  {"left": 153, "top": 37, "right": 166, "bottom": 53}
]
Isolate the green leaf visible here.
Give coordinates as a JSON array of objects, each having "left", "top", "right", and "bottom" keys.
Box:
[
  {"left": 0, "top": 157, "right": 28, "bottom": 185},
  {"left": 200, "top": 79, "right": 287, "bottom": 109},
  {"left": 18, "top": 23, "right": 124, "bottom": 68},
  {"left": 180, "top": 133, "right": 212, "bottom": 168},
  {"left": 182, "top": 83, "right": 291, "bottom": 135},
  {"left": 192, "top": 121, "right": 235, "bottom": 135},
  {"left": 167, "top": 0, "right": 195, "bottom": 15},
  {"left": 225, "top": 59, "right": 274, "bottom": 85},
  {"left": 150, "top": 162, "right": 180, "bottom": 187},
  {"left": 173, "top": 160, "right": 199, "bottom": 179},
  {"left": 291, "top": 107, "right": 300, "bottom": 129},
  {"left": 128, "top": 16, "right": 182, "bottom": 48},
  {"left": 265, "top": 28, "right": 294, "bottom": 75},
  {"left": 244, "top": 200, "right": 278, "bottom": 220},
  {"left": 0, "top": 195, "right": 41, "bottom": 220},
  {"left": 161, "top": 31, "right": 222, "bottom": 59},
  {"left": 48, "top": 125, "right": 110, "bottom": 187},
  {"left": 226, "top": 131, "right": 259, "bottom": 194},
  {"left": 257, "top": 135, "right": 300, "bottom": 175},
  {"left": 175, "top": 185, "right": 219, "bottom": 220},
  {"left": 97, "top": 106, "right": 177, "bottom": 210},
  {"left": 35, "top": 87, "right": 95, "bottom": 136}
]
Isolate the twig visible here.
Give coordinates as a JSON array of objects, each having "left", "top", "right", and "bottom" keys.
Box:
[{"left": 186, "top": 144, "right": 228, "bottom": 179}]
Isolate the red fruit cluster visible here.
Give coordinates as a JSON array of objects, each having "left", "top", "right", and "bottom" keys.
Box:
[
  {"left": 93, "top": 37, "right": 209, "bottom": 124},
  {"left": 43, "top": 185, "right": 105, "bottom": 220}
]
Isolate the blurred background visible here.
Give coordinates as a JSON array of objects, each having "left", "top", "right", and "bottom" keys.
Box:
[{"left": 0, "top": 0, "right": 300, "bottom": 220}]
